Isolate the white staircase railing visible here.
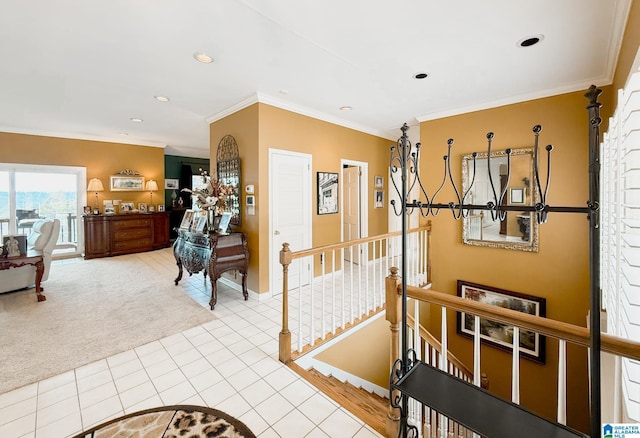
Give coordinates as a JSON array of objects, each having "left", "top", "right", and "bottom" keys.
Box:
[{"left": 279, "top": 223, "right": 431, "bottom": 363}]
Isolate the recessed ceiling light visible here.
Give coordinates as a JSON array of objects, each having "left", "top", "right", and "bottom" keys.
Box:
[
  {"left": 414, "top": 72, "right": 429, "bottom": 79},
  {"left": 279, "top": 89, "right": 289, "bottom": 95},
  {"left": 339, "top": 106, "right": 352, "bottom": 111},
  {"left": 518, "top": 35, "right": 544, "bottom": 47},
  {"left": 130, "top": 118, "right": 143, "bottom": 123},
  {"left": 154, "top": 95, "right": 170, "bottom": 102},
  {"left": 193, "top": 52, "right": 214, "bottom": 63}
]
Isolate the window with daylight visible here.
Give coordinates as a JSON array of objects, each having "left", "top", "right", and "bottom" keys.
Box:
[
  {"left": 0, "top": 163, "right": 86, "bottom": 257},
  {"left": 600, "top": 61, "right": 640, "bottom": 421}
]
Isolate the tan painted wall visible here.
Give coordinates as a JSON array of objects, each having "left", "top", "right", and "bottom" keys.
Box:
[
  {"left": 210, "top": 105, "right": 260, "bottom": 293},
  {"left": 0, "top": 132, "right": 165, "bottom": 207},
  {"left": 419, "top": 89, "right": 616, "bottom": 433},
  {"left": 210, "top": 103, "right": 392, "bottom": 294},
  {"left": 314, "top": 315, "right": 390, "bottom": 388}
]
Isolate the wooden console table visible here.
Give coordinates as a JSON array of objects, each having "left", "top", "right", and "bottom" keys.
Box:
[
  {"left": 0, "top": 252, "right": 45, "bottom": 302},
  {"left": 173, "top": 229, "right": 249, "bottom": 310},
  {"left": 83, "top": 212, "right": 170, "bottom": 259}
]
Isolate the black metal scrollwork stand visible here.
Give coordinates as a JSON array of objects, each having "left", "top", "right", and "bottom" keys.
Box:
[{"left": 389, "top": 85, "right": 602, "bottom": 438}]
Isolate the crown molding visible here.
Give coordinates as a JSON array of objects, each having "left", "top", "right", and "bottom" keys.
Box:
[
  {"left": 416, "top": 76, "right": 613, "bottom": 123},
  {"left": 0, "top": 125, "right": 167, "bottom": 149},
  {"left": 207, "top": 92, "right": 397, "bottom": 141}
]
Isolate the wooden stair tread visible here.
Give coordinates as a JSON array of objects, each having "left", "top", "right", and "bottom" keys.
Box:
[{"left": 288, "top": 363, "right": 387, "bottom": 436}]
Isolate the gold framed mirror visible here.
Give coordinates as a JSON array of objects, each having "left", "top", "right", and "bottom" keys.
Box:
[
  {"left": 216, "top": 135, "right": 241, "bottom": 227},
  {"left": 461, "top": 147, "right": 538, "bottom": 252}
]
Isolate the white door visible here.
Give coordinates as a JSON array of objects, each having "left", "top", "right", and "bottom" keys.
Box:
[
  {"left": 269, "top": 149, "right": 312, "bottom": 296},
  {"left": 342, "top": 166, "right": 360, "bottom": 263}
]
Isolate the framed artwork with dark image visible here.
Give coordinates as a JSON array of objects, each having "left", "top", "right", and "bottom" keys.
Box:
[
  {"left": 120, "top": 202, "right": 134, "bottom": 213},
  {"left": 157, "top": 204, "right": 165, "bottom": 212},
  {"left": 317, "top": 172, "right": 338, "bottom": 215},
  {"left": 83, "top": 206, "right": 92, "bottom": 215},
  {"left": 456, "top": 280, "right": 546, "bottom": 363},
  {"left": 138, "top": 203, "right": 147, "bottom": 213},
  {"left": 374, "top": 190, "right": 384, "bottom": 208},
  {"left": 3, "top": 235, "right": 27, "bottom": 257},
  {"left": 165, "top": 179, "right": 179, "bottom": 190},
  {"left": 375, "top": 175, "right": 384, "bottom": 188}
]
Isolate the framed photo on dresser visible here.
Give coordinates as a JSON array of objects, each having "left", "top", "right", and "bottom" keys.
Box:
[{"left": 180, "top": 209, "right": 195, "bottom": 230}]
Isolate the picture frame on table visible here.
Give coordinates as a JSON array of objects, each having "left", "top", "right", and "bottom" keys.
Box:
[
  {"left": 120, "top": 202, "right": 134, "bottom": 213},
  {"left": 217, "top": 211, "right": 232, "bottom": 234},
  {"left": 138, "top": 203, "right": 147, "bottom": 213},
  {"left": 104, "top": 205, "right": 115, "bottom": 215},
  {"left": 193, "top": 215, "right": 207, "bottom": 233},
  {"left": 83, "top": 206, "right": 92, "bottom": 215},
  {"left": 317, "top": 172, "right": 338, "bottom": 215},
  {"left": 456, "top": 280, "right": 546, "bottom": 363},
  {"left": 3, "top": 235, "right": 27, "bottom": 257},
  {"left": 157, "top": 204, "right": 165, "bottom": 212},
  {"left": 180, "top": 209, "right": 195, "bottom": 230}
]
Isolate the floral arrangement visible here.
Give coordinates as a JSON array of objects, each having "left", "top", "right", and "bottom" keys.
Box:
[{"left": 182, "top": 169, "right": 234, "bottom": 215}]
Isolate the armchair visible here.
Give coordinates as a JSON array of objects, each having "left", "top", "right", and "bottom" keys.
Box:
[{"left": 0, "top": 218, "right": 60, "bottom": 294}]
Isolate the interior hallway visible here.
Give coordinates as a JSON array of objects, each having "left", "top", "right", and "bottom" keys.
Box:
[{"left": 0, "top": 248, "right": 382, "bottom": 438}]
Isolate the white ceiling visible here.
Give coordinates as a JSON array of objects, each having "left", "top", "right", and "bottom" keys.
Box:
[{"left": 0, "top": 0, "right": 631, "bottom": 158}]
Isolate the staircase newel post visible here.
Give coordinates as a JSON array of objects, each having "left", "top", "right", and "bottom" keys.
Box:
[
  {"left": 386, "top": 266, "right": 402, "bottom": 438},
  {"left": 279, "top": 243, "right": 292, "bottom": 363}
]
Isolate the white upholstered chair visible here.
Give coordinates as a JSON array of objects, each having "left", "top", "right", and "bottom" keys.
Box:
[{"left": 0, "top": 218, "right": 61, "bottom": 294}]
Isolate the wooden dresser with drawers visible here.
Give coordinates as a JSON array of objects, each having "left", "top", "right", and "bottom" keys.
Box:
[{"left": 83, "top": 213, "right": 170, "bottom": 259}]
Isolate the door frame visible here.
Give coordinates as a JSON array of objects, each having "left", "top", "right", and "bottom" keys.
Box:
[
  {"left": 268, "top": 148, "right": 313, "bottom": 296},
  {"left": 340, "top": 159, "right": 368, "bottom": 241}
]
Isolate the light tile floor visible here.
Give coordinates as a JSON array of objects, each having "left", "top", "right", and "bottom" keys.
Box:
[{"left": 0, "top": 248, "right": 382, "bottom": 438}]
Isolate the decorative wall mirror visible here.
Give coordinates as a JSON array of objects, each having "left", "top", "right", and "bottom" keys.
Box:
[
  {"left": 461, "top": 148, "right": 538, "bottom": 252},
  {"left": 216, "top": 135, "right": 241, "bottom": 227}
]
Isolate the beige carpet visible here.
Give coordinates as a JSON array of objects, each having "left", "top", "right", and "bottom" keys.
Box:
[{"left": 0, "top": 252, "right": 216, "bottom": 394}]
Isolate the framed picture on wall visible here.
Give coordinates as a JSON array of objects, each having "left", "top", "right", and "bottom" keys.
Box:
[
  {"left": 110, "top": 175, "right": 145, "bottom": 191},
  {"left": 317, "top": 172, "right": 338, "bottom": 215},
  {"left": 374, "top": 190, "right": 384, "bottom": 208},
  {"left": 456, "top": 280, "right": 546, "bottom": 363},
  {"left": 165, "top": 179, "right": 179, "bottom": 190},
  {"left": 374, "top": 175, "right": 384, "bottom": 188}
]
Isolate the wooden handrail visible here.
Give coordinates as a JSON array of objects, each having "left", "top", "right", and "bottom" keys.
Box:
[
  {"left": 406, "top": 313, "right": 474, "bottom": 379},
  {"left": 406, "top": 285, "right": 640, "bottom": 362},
  {"left": 289, "top": 224, "right": 432, "bottom": 260}
]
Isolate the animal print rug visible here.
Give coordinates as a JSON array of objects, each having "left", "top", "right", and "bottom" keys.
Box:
[{"left": 73, "top": 405, "right": 256, "bottom": 438}]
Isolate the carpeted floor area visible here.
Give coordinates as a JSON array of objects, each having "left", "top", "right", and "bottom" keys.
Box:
[
  {"left": 0, "top": 250, "right": 216, "bottom": 393},
  {"left": 72, "top": 405, "right": 256, "bottom": 438}
]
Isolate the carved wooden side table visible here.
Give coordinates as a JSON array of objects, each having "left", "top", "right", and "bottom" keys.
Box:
[{"left": 0, "top": 251, "right": 45, "bottom": 301}]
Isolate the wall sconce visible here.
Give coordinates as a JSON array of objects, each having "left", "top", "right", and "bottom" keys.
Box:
[
  {"left": 87, "top": 178, "right": 104, "bottom": 209},
  {"left": 145, "top": 180, "right": 158, "bottom": 205}
]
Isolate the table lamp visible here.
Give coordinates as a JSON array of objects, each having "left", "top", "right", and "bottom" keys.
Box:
[
  {"left": 146, "top": 180, "right": 158, "bottom": 205},
  {"left": 87, "top": 178, "right": 104, "bottom": 210}
]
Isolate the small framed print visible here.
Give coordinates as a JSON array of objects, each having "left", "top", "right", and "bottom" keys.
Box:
[
  {"left": 374, "top": 190, "right": 384, "bottom": 208},
  {"left": 104, "top": 205, "right": 115, "bottom": 215},
  {"left": 3, "top": 235, "right": 27, "bottom": 257},
  {"left": 157, "top": 204, "right": 165, "bottom": 212},
  {"left": 165, "top": 179, "right": 179, "bottom": 189},
  {"left": 83, "top": 206, "right": 92, "bottom": 215},
  {"left": 180, "top": 209, "right": 194, "bottom": 230},
  {"left": 120, "top": 202, "right": 134, "bottom": 213},
  {"left": 148, "top": 205, "right": 155, "bottom": 212},
  {"left": 193, "top": 215, "right": 207, "bottom": 233},
  {"left": 374, "top": 175, "right": 384, "bottom": 188},
  {"left": 138, "top": 203, "right": 147, "bottom": 213}
]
